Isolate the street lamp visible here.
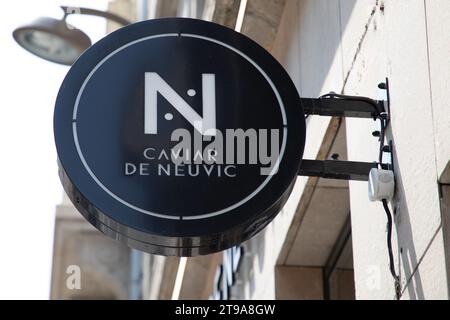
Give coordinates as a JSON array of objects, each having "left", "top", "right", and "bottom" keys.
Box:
[{"left": 12, "top": 6, "right": 131, "bottom": 66}]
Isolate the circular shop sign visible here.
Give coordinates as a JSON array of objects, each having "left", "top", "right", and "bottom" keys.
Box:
[{"left": 54, "top": 18, "right": 306, "bottom": 256}]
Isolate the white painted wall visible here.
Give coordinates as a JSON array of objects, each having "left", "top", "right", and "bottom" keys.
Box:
[
  {"left": 245, "top": 0, "right": 449, "bottom": 300},
  {"left": 424, "top": 0, "right": 450, "bottom": 181},
  {"left": 345, "top": 0, "right": 448, "bottom": 299}
]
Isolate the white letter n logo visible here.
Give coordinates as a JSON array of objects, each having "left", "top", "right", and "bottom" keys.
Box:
[{"left": 144, "top": 72, "right": 216, "bottom": 135}]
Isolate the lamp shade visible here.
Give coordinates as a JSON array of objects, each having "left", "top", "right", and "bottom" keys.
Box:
[{"left": 13, "top": 17, "right": 92, "bottom": 65}]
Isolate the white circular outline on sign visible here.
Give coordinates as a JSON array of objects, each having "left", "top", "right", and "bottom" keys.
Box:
[{"left": 72, "top": 32, "right": 288, "bottom": 220}]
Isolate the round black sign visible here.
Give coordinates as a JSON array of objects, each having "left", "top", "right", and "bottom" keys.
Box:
[{"left": 54, "top": 18, "right": 305, "bottom": 256}]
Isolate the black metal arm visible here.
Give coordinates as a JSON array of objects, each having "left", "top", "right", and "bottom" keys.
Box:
[
  {"left": 299, "top": 160, "right": 378, "bottom": 181},
  {"left": 298, "top": 81, "right": 392, "bottom": 182},
  {"left": 301, "top": 96, "right": 386, "bottom": 119},
  {"left": 61, "top": 6, "right": 131, "bottom": 27}
]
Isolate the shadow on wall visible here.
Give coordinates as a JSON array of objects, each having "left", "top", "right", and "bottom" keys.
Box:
[
  {"left": 390, "top": 140, "right": 425, "bottom": 299},
  {"left": 275, "top": 0, "right": 437, "bottom": 300},
  {"left": 291, "top": 0, "right": 361, "bottom": 96},
  {"left": 239, "top": 0, "right": 367, "bottom": 299}
]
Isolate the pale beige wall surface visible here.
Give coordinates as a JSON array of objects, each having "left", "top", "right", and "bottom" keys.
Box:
[
  {"left": 343, "top": 0, "right": 449, "bottom": 299},
  {"left": 275, "top": 266, "right": 323, "bottom": 299},
  {"left": 424, "top": 0, "right": 450, "bottom": 183},
  {"left": 244, "top": 0, "right": 450, "bottom": 300},
  {"left": 51, "top": 204, "right": 131, "bottom": 299}
]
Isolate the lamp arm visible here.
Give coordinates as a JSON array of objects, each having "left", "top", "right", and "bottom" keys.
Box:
[{"left": 60, "top": 6, "right": 131, "bottom": 26}]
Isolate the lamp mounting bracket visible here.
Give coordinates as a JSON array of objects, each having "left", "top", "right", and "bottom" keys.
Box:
[{"left": 60, "top": 6, "right": 131, "bottom": 26}]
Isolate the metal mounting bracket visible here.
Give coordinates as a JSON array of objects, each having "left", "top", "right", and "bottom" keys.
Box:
[
  {"left": 299, "top": 160, "right": 378, "bottom": 181},
  {"left": 301, "top": 96, "right": 385, "bottom": 119},
  {"left": 298, "top": 79, "right": 392, "bottom": 181}
]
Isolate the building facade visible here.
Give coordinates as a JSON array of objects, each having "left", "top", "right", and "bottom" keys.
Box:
[{"left": 51, "top": 0, "right": 450, "bottom": 300}]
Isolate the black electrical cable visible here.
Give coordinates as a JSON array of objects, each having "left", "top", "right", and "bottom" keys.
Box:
[
  {"left": 382, "top": 199, "right": 400, "bottom": 299},
  {"left": 376, "top": 99, "right": 398, "bottom": 298},
  {"left": 316, "top": 91, "right": 398, "bottom": 298},
  {"left": 320, "top": 92, "right": 388, "bottom": 165}
]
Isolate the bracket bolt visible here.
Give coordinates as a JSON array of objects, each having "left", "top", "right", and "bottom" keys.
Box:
[{"left": 379, "top": 112, "right": 389, "bottom": 120}]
